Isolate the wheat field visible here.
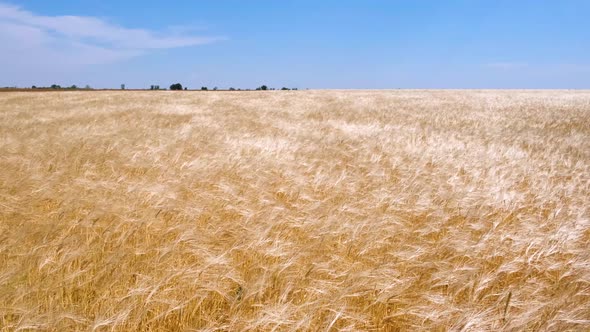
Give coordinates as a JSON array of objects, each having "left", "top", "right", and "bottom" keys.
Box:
[{"left": 0, "top": 90, "right": 589, "bottom": 331}]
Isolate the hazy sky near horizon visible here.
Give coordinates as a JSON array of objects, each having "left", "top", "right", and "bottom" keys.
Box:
[{"left": 1, "top": 1, "right": 589, "bottom": 89}]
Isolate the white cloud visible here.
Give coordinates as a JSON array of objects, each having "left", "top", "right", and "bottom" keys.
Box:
[
  {"left": 0, "top": 3, "right": 222, "bottom": 66},
  {"left": 485, "top": 62, "right": 590, "bottom": 74},
  {"left": 485, "top": 62, "right": 529, "bottom": 69},
  {"left": 552, "top": 64, "right": 590, "bottom": 72}
]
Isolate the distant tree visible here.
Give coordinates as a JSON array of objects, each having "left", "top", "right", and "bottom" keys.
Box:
[
  {"left": 229, "top": 87, "right": 236, "bottom": 91},
  {"left": 281, "top": 87, "right": 290, "bottom": 91},
  {"left": 260, "top": 85, "right": 268, "bottom": 91},
  {"left": 184, "top": 87, "right": 188, "bottom": 90},
  {"left": 85, "top": 85, "right": 91, "bottom": 89},
  {"left": 213, "top": 86, "right": 218, "bottom": 91},
  {"left": 170, "top": 83, "right": 183, "bottom": 90},
  {"left": 31, "top": 85, "right": 37, "bottom": 89},
  {"left": 70, "top": 85, "right": 77, "bottom": 89},
  {"left": 50, "top": 84, "right": 61, "bottom": 89},
  {"left": 201, "top": 86, "right": 208, "bottom": 91}
]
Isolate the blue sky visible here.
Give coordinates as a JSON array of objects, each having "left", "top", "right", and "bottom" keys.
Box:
[{"left": 1, "top": 1, "right": 589, "bottom": 89}]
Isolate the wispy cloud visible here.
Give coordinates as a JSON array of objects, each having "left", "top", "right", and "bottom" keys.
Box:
[
  {"left": 551, "top": 63, "right": 590, "bottom": 72},
  {"left": 0, "top": 3, "right": 223, "bottom": 66},
  {"left": 484, "top": 62, "right": 590, "bottom": 74},
  {"left": 485, "top": 62, "right": 529, "bottom": 69}
]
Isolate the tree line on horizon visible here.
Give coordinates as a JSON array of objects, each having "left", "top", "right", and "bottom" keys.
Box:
[
  {"left": 29, "top": 84, "right": 92, "bottom": 90},
  {"left": 162, "top": 83, "right": 299, "bottom": 91},
  {"left": 20, "top": 83, "right": 299, "bottom": 91}
]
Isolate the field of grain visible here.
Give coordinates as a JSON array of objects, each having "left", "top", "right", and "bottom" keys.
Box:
[{"left": 0, "top": 90, "right": 589, "bottom": 331}]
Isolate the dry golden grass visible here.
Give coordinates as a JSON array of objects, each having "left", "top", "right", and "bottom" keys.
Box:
[{"left": 0, "top": 90, "right": 589, "bottom": 331}]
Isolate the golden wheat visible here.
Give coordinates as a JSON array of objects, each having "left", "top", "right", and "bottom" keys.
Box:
[{"left": 0, "top": 90, "right": 589, "bottom": 331}]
